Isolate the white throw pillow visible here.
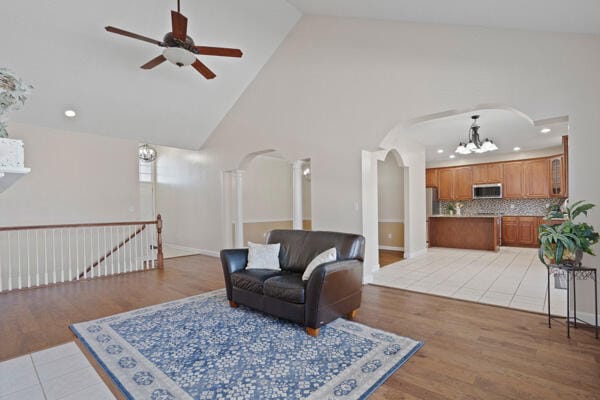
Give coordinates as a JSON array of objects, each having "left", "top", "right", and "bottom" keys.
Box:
[
  {"left": 246, "top": 242, "right": 281, "bottom": 271},
  {"left": 302, "top": 247, "right": 337, "bottom": 281}
]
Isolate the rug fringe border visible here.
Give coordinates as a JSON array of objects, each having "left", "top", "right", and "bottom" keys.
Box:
[
  {"left": 70, "top": 324, "right": 134, "bottom": 400},
  {"left": 358, "top": 340, "right": 424, "bottom": 400}
]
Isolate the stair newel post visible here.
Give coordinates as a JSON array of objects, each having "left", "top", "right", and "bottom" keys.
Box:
[{"left": 156, "top": 214, "right": 164, "bottom": 269}]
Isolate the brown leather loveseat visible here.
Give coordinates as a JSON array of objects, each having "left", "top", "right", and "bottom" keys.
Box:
[{"left": 220, "top": 229, "right": 365, "bottom": 336}]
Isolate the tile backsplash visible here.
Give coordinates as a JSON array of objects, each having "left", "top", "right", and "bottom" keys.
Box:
[{"left": 440, "top": 198, "right": 566, "bottom": 217}]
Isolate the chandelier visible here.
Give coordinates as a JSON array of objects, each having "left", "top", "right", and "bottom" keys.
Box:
[
  {"left": 138, "top": 144, "right": 157, "bottom": 162},
  {"left": 455, "top": 115, "right": 498, "bottom": 155}
]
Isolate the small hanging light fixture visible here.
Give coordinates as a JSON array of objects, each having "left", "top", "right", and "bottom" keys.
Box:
[
  {"left": 138, "top": 144, "right": 157, "bottom": 162},
  {"left": 455, "top": 115, "right": 498, "bottom": 155}
]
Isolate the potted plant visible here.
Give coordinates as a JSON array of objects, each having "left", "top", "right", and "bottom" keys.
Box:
[
  {"left": 446, "top": 203, "right": 456, "bottom": 215},
  {"left": 538, "top": 200, "right": 599, "bottom": 267}
]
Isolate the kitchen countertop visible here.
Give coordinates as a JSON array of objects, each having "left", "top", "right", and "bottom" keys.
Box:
[{"left": 429, "top": 214, "right": 501, "bottom": 218}]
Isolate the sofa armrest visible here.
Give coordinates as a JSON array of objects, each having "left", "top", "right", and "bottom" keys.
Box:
[
  {"left": 220, "top": 248, "right": 248, "bottom": 300},
  {"left": 305, "top": 259, "right": 363, "bottom": 328}
]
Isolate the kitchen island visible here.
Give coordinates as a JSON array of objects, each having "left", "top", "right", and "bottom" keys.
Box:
[{"left": 429, "top": 215, "right": 501, "bottom": 251}]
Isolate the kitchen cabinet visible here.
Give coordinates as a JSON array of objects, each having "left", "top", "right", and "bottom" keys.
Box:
[
  {"left": 502, "top": 216, "right": 538, "bottom": 247},
  {"left": 426, "top": 168, "right": 438, "bottom": 188},
  {"left": 454, "top": 167, "right": 473, "bottom": 200},
  {"left": 487, "top": 163, "right": 503, "bottom": 183},
  {"left": 425, "top": 153, "right": 567, "bottom": 200},
  {"left": 472, "top": 163, "right": 503, "bottom": 184},
  {"left": 549, "top": 156, "right": 567, "bottom": 197},
  {"left": 438, "top": 169, "right": 454, "bottom": 200},
  {"left": 523, "top": 159, "right": 549, "bottom": 198},
  {"left": 503, "top": 162, "right": 524, "bottom": 199}
]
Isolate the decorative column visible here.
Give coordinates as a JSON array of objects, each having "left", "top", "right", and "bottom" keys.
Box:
[
  {"left": 292, "top": 160, "right": 304, "bottom": 230},
  {"left": 234, "top": 170, "right": 244, "bottom": 248}
]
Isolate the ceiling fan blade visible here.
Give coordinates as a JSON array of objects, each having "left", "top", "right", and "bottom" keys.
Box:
[
  {"left": 171, "top": 11, "right": 188, "bottom": 41},
  {"left": 105, "top": 26, "right": 163, "bottom": 46},
  {"left": 194, "top": 46, "right": 243, "bottom": 58},
  {"left": 141, "top": 55, "right": 167, "bottom": 69},
  {"left": 192, "top": 59, "right": 216, "bottom": 80}
]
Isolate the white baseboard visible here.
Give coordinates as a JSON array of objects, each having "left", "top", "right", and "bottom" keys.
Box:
[
  {"left": 577, "top": 311, "right": 600, "bottom": 326},
  {"left": 379, "top": 245, "right": 404, "bottom": 252},
  {"left": 164, "top": 243, "right": 219, "bottom": 258},
  {"left": 404, "top": 248, "right": 428, "bottom": 259},
  {"left": 363, "top": 274, "right": 374, "bottom": 284}
]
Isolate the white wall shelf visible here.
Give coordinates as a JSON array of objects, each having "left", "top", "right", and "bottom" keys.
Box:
[{"left": 0, "top": 166, "right": 31, "bottom": 193}]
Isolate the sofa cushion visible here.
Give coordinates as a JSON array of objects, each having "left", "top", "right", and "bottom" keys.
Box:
[
  {"left": 267, "top": 230, "right": 365, "bottom": 273},
  {"left": 231, "top": 270, "right": 284, "bottom": 294},
  {"left": 263, "top": 274, "right": 305, "bottom": 304}
]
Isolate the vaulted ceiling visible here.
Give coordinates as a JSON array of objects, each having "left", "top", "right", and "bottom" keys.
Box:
[
  {"left": 288, "top": 0, "right": 600, "bottom": 35},
  {"left": 2, "top": 0, "right": 300, "bottom": 149},
  {"left": 2, "top": 1, "right": 598, "bottom": 149}
]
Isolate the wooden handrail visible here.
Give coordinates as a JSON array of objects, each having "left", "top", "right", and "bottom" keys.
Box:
[
  {"left": 78, "top": 224, "right": 147, "bottom": 279},
  {"left": 0, "top": 220, "right": 158, "bottom": 232}
]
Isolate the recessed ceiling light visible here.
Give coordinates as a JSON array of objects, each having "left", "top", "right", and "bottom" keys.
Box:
[
  {"left": 540, "top": 128, "right": 551, "bottom": 134},
  {"left": 437, "top": 149, "right": 444, "bottom": 154},
  {"left": 513, "top": 147, "right": 521, "bottom": 151},
  {"left": 449, "top": 155, "right": 456, "bottom": 159},
  {"left": 64, "top": 109, "right": 76, "bottom": 118}
]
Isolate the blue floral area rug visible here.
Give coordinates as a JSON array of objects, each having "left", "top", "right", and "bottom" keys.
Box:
[{"left": 71, "top": 290, "right": 422, "bottom": 399}]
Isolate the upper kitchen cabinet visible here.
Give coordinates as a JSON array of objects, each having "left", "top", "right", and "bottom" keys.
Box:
[
  {"left": 454, "top": 166, "right": 473, "bottom": 200},
  {"left": 426, "top": 168, "right": 438, "bottom": 188},
  {"left": 472, "top": 163, "right": 503, "bottom": 184},
  {"left": 549, "top": 156, "right": 567, "bottom": 197},
  {"left": 438, "top": 168, "right": 454, "bottom": 200},
  {"left": 503, "top": 161, "right": 524, "bottom": 199},
  {"left": 523, "top": 158, "right": 550, "bottom": 198}
]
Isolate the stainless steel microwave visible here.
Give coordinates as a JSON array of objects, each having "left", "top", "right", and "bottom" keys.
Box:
[{"left": 472, "top": 183, "right": 502, "bottom": 199}]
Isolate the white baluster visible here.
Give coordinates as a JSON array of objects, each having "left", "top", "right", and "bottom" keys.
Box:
[
  {"left": 61, "top": 229, "right": 65, "bottom": 282},
  {"left": 77, "top": 228, "right": 81, "bottom": 280},
  {"left": 7, "top": 232, "right": 12, "bottom": 291},
  {"left": 129, "top": 226, "right": 133, "bottom": 272},
  {"left": 110, "top": 226, "right": 114, "bottom": 275},
  {"left": 52, "top": 230, "right": 56, "bottom": 284},
  {"left": 17, "top": 231, "right": 22, "bottom": 289},
  {"left": 26, "top": 230, "right": 31, "bottom": 288},
  {"left": 96, "top": 227, "right": 100, "bottom": 277},
  {"left": 103, "top": 226, "right": 108, "bottom": 276},
  {"left": 67, "top": 229, "right": 77, "bottom": 281},
  {"left": 44, "top": 230, "right": 48, "bottom": 285},
  {"left": 35, "top": 230, "right": 40, "bottom": 287},
  {"left": 89, "top": 227, "right": 93, "bottom": 279}
]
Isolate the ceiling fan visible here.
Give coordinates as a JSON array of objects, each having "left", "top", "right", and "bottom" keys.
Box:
[{"left": 105, "top": 0, "right": 243, "bottom": 80}]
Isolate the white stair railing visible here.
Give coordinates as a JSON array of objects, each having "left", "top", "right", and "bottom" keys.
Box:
[{"left": 0, "top": 215, "right": 164, "bottom": 292}]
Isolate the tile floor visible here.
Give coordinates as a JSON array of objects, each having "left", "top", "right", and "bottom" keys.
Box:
[
  {"left": 372, "top": 246, "right": 568, "bottom": 316},
  {"left": 0, "top": 342, "right": 114, "bottom": 400}
]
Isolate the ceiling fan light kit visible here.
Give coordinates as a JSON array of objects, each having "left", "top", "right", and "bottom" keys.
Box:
[
  {"left": 105, "top": 0, "right": 243, "bottom": 80},
  {"left": 455, "top": 115, "right": 498, "bottom": 155}
]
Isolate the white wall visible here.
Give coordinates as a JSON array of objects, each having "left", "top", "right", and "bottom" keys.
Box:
[
  {"left": 153, "top": 145, "right": 223, "bottom": 255},
  {"left": 167, "top": 16, "right": 600, "bottom": 313},
  {"left": 243, "top": 156, "right": 292, "bottom": 221},
  {"left": 377, "top": 154, "right": 404, "bottom": 221},
  {"left": 0, "top": 122, "right": 140, "bottom": 226}
]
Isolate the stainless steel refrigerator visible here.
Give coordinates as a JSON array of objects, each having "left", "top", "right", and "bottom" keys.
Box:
[{"left": 426, "top": 188, "right": 439, "bottom": 246}]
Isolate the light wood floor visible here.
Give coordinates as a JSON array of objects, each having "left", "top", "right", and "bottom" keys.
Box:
[{"left": 1, "top": 255, "right": 599, "bottom": 399}]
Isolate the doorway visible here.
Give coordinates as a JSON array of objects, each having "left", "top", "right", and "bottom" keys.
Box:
[{"left": 377, "top": 152, "right": 406, "bottom": 266}]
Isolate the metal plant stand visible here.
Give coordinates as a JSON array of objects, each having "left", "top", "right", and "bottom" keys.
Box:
[{"left": 546, "top": 264, "right": 598, "bottom": 339}]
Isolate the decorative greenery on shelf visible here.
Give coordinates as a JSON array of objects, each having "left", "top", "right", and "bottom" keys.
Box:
[
  {"left": 446, "top": 203, "right": 456, "bottom": 214},
  {"left": 538, "top": 201, "right": 599, "bottom": 266},
  {"left": 0, "top": 68, "right": 33, "bottom": 138}
]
